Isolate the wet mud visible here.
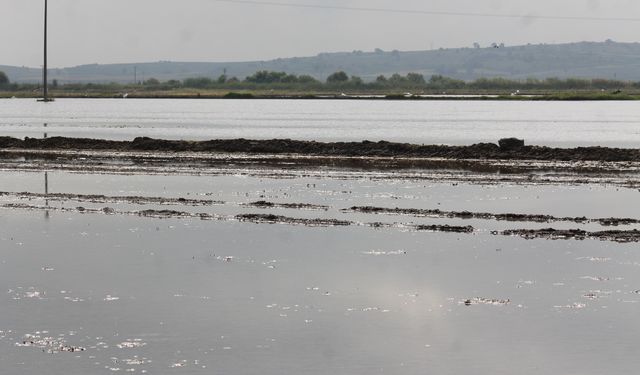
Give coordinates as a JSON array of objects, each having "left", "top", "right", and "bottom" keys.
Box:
[
  {"left": 414, "top": 224, "right": 475, "bottom": 233},
  {"left": 0, "top": 191, "right": 222, "bottom": 206},
  {"left": 2, "top": 147, "right": 640, "bottom": 189},
  {"left": 2, "top": 136, "right": 640, "bottom": 162},
  {"left": 347, "top": 206, "right": 640, "bottom": 226},
  {"left": 0, "top": 202, "right": 475, "bottom": 234},
  {"left": 500, "top": 228, "right": 640, "bottom": 243},
  {"left": 244, "top": 201, "right": 329, "bottom": 211},
  {"left": 236, "top": 214, "right": 351, "bottom": 227},
  {"left": 1, "top": 194, "right": 638, "bottom": 242}
]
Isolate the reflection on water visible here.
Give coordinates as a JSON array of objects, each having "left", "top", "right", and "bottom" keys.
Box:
[
  {"left": 43, "top": 172, "right": 49, "bottom": 220},
  {"left": 44, "top": 123, "right": 49, "bottom": 220},
  {"left": 0, "top": 169, "right": 639, "bottom": 374}
]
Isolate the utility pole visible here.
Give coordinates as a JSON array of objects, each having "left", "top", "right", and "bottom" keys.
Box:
[
  {"left": 42, "top": 0, "right": 49, "bottom": 101},
  {"left": 134, "top": 66, "right": 137, "bottom": 85}
]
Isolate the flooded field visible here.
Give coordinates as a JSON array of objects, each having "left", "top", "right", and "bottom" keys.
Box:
[
  {"left": 2, "top": 98, "right": 640, "bottom": 147},
  {"left": 2, "top": 97, "right": 640, "bottom": 373},
  {"left": 1, "top": 159, "right": 640, "bottom": 374}
]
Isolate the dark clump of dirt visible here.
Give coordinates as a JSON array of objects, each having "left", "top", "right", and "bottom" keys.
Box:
[
  {"left": 223, "top": 92, "right": 255, "bottom": 99},
  {"left": 1, "top": 136, "right": 639, "bottom": 162},
  {"left": 596, "top": 217, "right": 640, "bottom": 226},
  {"left": 246, "top": 200, "right": 329, "bottom": 210},
  {"left": 414, "top": 224, "right": 474, "bottom": 233},
  {"left": 501, "top": 228, "right": 589, "bottom": 241},
  {"left": 236, "top": 213, "right": 352, "bottom": 227},
  {"left": 501, "top": 228, "right": 640, "bottom": 243},
  {"left": 137, "top": 209, "right": 194, "bottom": 218},
  {"left": 498, "top": 138, "right": 525, "bottom": 151},
  {"left": 0, "top": 137, "right": 24, "bottom": 148},
  {"left": 590, "top": 229, "right": 640, "bottom": 242}
]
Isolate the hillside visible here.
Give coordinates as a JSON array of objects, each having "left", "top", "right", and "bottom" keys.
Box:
[{"left": 3, "top": 41, "right": 640, "bottom": 84}]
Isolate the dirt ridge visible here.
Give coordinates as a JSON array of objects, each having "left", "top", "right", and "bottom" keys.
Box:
[
  {"left": 500, "top": 228, "right": 640, "bottom": 243},
  {"left": 2, "top": 136, "right": 640, "bottom": 162},
  {"left": 347, "top": 206, "right": 640, "bottom": 226}
]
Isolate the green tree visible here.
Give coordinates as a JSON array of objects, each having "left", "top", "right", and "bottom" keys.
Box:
[
  {"left": 297, "top": 75, "right": 319, "bottom": 84},
  {"left": 429, "top": 75, "right": 465, "bottom": 89},
  {"left": 281, "top": 74, "right": 299, "bottom": 83},
  {"left": 144, "top": 78, "right": 160, "bottom": 85},
  {"left": 0, "top": 71, "right": 9, "bottom": 86},
  {"left": 245, "top": 71, "right": 291, "bottom": 84},
  {"left": 388, "top": 73, "right": 407, "bottom": 85},
  {"left": 326, "top": 71, "right": 349, "bottom": 83},
  {"left": 406, "top": 73, "right": 426, "bottom": 85},
  {"left": 350, "top": 75, "right": 364, "bottom": 85},
  {"left": 183, "top": 77, "right": 214, "bottom": 88}
]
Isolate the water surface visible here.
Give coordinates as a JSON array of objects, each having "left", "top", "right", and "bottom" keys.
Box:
[
  {"left": 1, "top": 170, "right": 639, "bottom": 374},
  {"left": 2, "top": 98, "right": 640, "bottom": 147}
]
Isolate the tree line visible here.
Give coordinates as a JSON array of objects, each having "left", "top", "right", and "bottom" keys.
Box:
[{"left": 1, "top": 69, "right": 639, "bottom": 92}]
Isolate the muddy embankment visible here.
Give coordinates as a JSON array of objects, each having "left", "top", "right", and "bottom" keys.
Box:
[
  {"left": 1, "top": 136, "right": 640, "bottom": 162},
  {"left": 347, "top": 206, "right": 640, "bottom": 226},
  {"left": 500, "top": 228, "right": 640, "bottom": 243}
]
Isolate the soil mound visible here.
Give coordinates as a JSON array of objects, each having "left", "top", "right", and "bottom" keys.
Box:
[{"left": 1, "top": 136, "right": 639, "bottom": 162}]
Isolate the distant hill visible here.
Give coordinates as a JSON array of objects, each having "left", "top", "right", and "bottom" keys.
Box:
[{"left": 3, "top": 41, "right": 640, "bottom": 84}]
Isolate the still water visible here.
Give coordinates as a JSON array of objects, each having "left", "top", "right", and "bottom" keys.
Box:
[
  {"left": 2, "top": 98, "right": 640, "bottom": 147},
  {"left": 1, "top": 169, "right": 639, "bottom": 374},
  {"left": 1, "top": 98, "right": 639, "bottom": 374}
]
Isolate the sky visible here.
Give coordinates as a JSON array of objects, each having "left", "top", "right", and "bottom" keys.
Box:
[{"left": 3, "top": 0, "right": 640, "bottom": 68}]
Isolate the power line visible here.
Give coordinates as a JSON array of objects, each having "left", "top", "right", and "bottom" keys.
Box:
[{"left": 211, "top": 0, "right": 640, "bottom": 22}]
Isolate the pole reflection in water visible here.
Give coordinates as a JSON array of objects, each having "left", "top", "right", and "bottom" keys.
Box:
[
  {"left": 44, "top": 172, "right": 49, "bottom": 220},
  {"left": 44, "top": 123, "right": 49, "bottom": 220}
]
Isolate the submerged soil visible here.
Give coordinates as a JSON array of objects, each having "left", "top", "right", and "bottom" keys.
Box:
[
  {"left": 2, "top": 201, "right": 639, "bottom": 242},
  {"left": 347, "top": 206, "right": 640, "bottom": 226},
  {"left": 500, "top": 228, "right": 640, "bottom": 243},
  {"left": 0, "top": 191, "right": 222, "bottom": 206},
  {"left": 2, "top": 136, "right": 640, "bottom": 162}
]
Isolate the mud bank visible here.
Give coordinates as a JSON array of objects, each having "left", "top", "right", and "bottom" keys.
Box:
[
  {"left": 347, "top": 206, "right": 640, "bottom": 226},
  {"left": 245, "top": 201, "right": 329, "bottom": 211},
  {"left": 500, "top": 228, "right": 640, "bottom": 243},
  {"left": 0, "top": 191, "right": 222, "bottom": 206},
  {"left": 2, "top": 136, "right": 640, "bottom": 162},
  {"left": 236, "top": 213, "right": 351, "bottom": 227}
]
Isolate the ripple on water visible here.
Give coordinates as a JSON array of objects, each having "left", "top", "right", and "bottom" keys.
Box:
[
  {"left": 117, "top": 339, "right": 147, "bottom": 349},
  {"left": 361, "top": 250, "right": 408, "bottom": 256},
  {"left": 8, "top": 287, "right": 46, "bottom": 300},
  {"left": 15, "top": 331, "right": 86, "bottom": 354}
]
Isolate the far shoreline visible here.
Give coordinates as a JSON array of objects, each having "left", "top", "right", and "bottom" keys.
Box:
[{"left": 2, "top": 92, "right": 640, "bottom": 101}]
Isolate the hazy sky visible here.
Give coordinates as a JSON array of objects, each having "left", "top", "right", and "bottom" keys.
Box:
[{"left": 4, "top": 0, "right": 640, "bottom": 67}]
